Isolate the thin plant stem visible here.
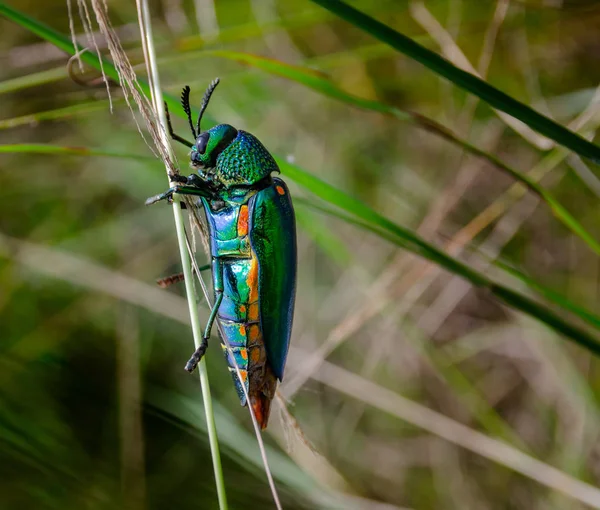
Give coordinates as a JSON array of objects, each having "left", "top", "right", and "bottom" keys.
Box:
[{"left": 136, "top": 0, "right": 228, "bottom": 508}]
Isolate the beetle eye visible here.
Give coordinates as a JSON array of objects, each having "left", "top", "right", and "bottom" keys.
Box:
[{"left": 196, "top": 132, "right": 210, "bottom": 155}]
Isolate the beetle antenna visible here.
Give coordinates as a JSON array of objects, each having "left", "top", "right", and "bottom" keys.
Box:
[
  {"left": 180, "top": 86, "right": 197, "bottom": 139},
  {"left": 196, "top": 77, "right": 220, "bottom": 135}
]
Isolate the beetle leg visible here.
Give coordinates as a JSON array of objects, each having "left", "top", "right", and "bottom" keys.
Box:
[
  {"left": 185, "top": 259, "right": 224, "bottom": 373},
  {"left": 168, "top": 172, "right": 189, "bottom": 184},
  {"left": 186, "top": 174, "right": 205, "bottom": 186},
  {"left": 156, "top": 263, "right": 211, "bottom": 288},
  {"left": 166, "top": 174, "right": 190, "bottom": 208},
  {"left": 165, "top": 101, "right": 194, "bottom": 148},
  {"left": 145, "top": 185, "right": 211, "bottom": 206},
  {"left": 145, "top": 187, "right": 176, "bottom": 205}
]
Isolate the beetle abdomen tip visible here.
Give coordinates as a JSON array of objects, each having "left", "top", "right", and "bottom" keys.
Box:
[{"left": 250, "top": 394, "right": 272, "bottom": 430}]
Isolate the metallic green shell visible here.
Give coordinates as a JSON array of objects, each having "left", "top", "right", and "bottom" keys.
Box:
[
  {"left": 215, "top": 130, "right": 279, "bottom": 187},
  {"left": 248, "top": 178, "right": 296, "bottom": 380}
]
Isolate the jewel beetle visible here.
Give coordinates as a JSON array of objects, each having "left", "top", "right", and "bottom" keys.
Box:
[{"left": 146, "top": 79, "right": 296, "bottom": 428}]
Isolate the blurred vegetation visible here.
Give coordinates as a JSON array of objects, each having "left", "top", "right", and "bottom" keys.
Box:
[{"left": 2, "top": 0, "right": 600, "bottom": 509}]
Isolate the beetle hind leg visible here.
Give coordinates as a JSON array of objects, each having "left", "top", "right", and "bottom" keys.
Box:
[
  {"left": 184, "top": 262, "right": 224, "bottom": 373},
  {"left": 184, "top": 291, "right": 223, "bottom": 372}
]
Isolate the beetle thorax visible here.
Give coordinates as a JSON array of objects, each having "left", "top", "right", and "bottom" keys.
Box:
[{"left": 215, "top": 131, "right": 279, "bottom": 187}]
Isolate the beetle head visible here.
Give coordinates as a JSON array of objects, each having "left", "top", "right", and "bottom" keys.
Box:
[
  {"left": 180, "top": 79, "right": 278, "bottom": 188},
  {"left": 190, "top": 124, "right": 238, "bottom": 170}
]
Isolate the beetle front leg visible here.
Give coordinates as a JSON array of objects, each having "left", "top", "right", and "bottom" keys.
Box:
[
  {"left": 184, "top": 259, "right": 224, "bottom": 373},
  {"left": 145, "top": 186, "right": 177, "bottom": 205},
  {"left": 168, "top": 172, "right": 188, "bottom": 184},
  {"left": 145, "top": 184, "right": 211, "bottom": 206}
]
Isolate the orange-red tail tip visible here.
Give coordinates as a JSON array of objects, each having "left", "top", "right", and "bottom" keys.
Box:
[{"left": 250, "top": 394, "right": 272, "bottom": 430}]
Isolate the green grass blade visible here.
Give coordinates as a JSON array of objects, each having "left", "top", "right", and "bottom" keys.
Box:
[
  {"left": 202, "top": 50, "right": 600, "bottom": 257},
  {"left": 0, "top": 101, "right": 119, "bottom": 130},
  {"left": 137, "top": 0, "right": 229, "bottom": 506},
  {"left": 308, "top": 0, "right": 600, "bottom": 163},
  {"left": 295, "top": 205, "right": 354, "bottom": 266},
  {"left": 203, "top": 50, "right": 407, "bottom": 117},
  {"left": 0, "top": 143, "right": 152, "bottom": 159},
  {"left": 494, "top": 259, "right": 600, "bottom": 330},
  {"left": 277, "top": 159, "right": 600, "bottom": 356},
  {"left": 148, "top": 388, "right": 359, "bottom": 510},
  {"left": 301, "top": 189, "right": 600, "bottom": 336},
  {"left": 4, "top": 3, "right": 600, "bottom": 357},
  {"left": 0, "top": 67, "right": 67, "bottom": 95}
]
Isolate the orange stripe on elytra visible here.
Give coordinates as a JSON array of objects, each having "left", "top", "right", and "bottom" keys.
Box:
[
  {"left": 237, "top": 205, "right": 249, "bottom": 236},
  {"left": 246, "top": 256, "right": 259, "bottom": 302}
]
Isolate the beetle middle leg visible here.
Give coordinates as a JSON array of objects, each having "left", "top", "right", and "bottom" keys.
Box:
[
  {"left": 156, "top": 263, "right": 211, "bottom": 288},
  {"left": 185, "top": 259, "right": 224, "bottom": 373},
  {"left": 145, "top": 184, "right": 211, "bottom": 205}
]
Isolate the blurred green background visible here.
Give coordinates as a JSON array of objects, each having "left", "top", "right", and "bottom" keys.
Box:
[{"left": 2, "top": 0, "right": 600, "bottom": 508}]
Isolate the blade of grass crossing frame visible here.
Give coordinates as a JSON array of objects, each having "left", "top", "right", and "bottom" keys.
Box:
[
  {"left": 277, "top": 159, "right": 600, "bottom": 356},
  {"left": 494, "top": 259, "right": 600, "bottom": 330},
  {"left": 307, "top": 0, "right": 600, "bottom": 163},
  {"left": 296, "top": 196, "right": 600, "bottom": 336},
  {"left": 0, "top": 143, "right": 154, "bottom": 159},
  {"left": 197, "top": 50, "right": 600, "bottom": 257}
]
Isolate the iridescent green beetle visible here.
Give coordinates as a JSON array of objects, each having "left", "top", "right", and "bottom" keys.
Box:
[{"left": 147, "top": 79, "right": 296, "bottom": 428}]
